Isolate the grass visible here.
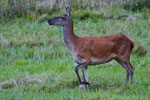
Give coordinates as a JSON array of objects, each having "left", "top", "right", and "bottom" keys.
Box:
[{"left": 0, "top": 9, "right": 150, "bottom": 100}]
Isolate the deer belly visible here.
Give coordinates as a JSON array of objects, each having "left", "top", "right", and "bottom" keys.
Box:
[
  {"left": 71, "top": 51, "right": 112, "bottom": 65},
  {"left": 90, "top": 57, "right": 110, "bottom": 65}
]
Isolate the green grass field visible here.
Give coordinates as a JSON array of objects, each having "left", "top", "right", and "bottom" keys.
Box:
[{"left": 0, "top": 9, "right": 150, "bottom": 100}]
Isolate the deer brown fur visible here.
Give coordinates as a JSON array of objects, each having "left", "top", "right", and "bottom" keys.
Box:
[{"left": 47, "top": 7, "right": 135, "bottom": 87}]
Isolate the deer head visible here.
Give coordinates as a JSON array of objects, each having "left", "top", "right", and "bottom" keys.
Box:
[{"left": 47, "top": 7, "right": 72, "bottom": 27}]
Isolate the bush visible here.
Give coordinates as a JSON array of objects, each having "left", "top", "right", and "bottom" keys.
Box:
[
  {"left": 72, "top": 10, "right": 104, "bottom": 21},
  {"left": 133, "top": 41, "right": 147, "bottom": 56},
  {"left": 124, "top": 0, "right": 150, "bottom": 11}
]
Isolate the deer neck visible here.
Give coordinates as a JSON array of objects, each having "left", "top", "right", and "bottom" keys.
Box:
[{"left": 62, "top": 20, "right": 77, "bottom": 50}]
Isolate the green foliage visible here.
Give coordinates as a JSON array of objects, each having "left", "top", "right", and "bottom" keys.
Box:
[
  {"left": 124, "top": 0, "right": 150, "bottom": 11},
  {"left": 72, "top": 10, "right": 104, "bottom": 21},
  {"left": 133, "top": 41, "right": 147, "bottom": 56},
  {"left": 1, "top": 0, "right": 150, "bottom": 20}
]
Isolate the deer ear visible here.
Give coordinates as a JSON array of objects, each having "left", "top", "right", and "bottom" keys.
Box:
[{"left": 65, "top": 6, "right": 71, "bottom": 16}]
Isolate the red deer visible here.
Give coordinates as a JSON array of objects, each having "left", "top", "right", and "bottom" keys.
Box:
[{"left": 47, "top": 7, "right": 135, "bottom": 87}]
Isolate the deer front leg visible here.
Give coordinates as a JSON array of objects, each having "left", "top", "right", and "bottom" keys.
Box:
[
  {"left": 82, "top": 67, "right": 89, "bottom": 86},
  {"left": 75, "top": 62, "right": 90, "bottom": 85},
  {"left": 74, "top": 56, "right": 91, "bottom": 86},
  {"left": 75, "top": 64, "right": 82, "bottom": 84}
]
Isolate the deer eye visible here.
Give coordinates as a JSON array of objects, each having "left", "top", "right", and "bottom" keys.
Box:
[{"left": 59, "top": 17, "right": 66, "bottom": 21}]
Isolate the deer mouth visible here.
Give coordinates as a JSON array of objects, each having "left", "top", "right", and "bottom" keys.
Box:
[{"left": 47, "top": 19, "right": 53, "bottom": 25}]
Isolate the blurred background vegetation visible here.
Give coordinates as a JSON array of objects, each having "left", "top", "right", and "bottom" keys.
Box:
[{"left": 0, "top": 0, "right": 150, "bottom": 21}]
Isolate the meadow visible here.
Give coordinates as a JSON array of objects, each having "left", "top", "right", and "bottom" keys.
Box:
[{"left": 0, "top": 8, "right": 150, "bottom": 100}]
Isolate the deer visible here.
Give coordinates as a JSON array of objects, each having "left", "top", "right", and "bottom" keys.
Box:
[{"left": 47, "top": 7, "right": 135, "bottom": 87}]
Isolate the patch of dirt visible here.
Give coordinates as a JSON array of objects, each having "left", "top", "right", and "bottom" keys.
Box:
[{"left": 0, "top": 76, "right": 43, "bottom": 90}]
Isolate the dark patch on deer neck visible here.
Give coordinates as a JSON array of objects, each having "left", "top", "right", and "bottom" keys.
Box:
[{"left": 62, "top": 19, "right": 78, "bottom": 50}]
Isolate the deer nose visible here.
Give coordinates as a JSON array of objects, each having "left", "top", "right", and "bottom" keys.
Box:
[{"left": 46, "top": 20, "right": 49, "bottom": 25}]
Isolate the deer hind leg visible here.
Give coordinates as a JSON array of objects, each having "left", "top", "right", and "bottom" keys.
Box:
[
  {"left": 115, "top": 57, "right": 131, "bottom": 83},
  {"left": 124, "top": 62, "right": 134, "bottom": 83},
  {"left": 129, "top": 62, "right": 134, "bottom": 83}
]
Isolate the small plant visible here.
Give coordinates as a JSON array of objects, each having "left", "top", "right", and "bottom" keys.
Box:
[{"left": 133, "top": 41, "right": 147, "bottom": 56}]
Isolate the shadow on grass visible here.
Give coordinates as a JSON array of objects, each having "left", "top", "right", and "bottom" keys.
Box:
[
  {"left": 39, "top": 79, "right": 128, "bottom": 93},
  {"left": 89, "top": 82, "right": 121, "bottom": 90},
  {"left": 38, "top": 80, "right": 79, "bottom": 93}
]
